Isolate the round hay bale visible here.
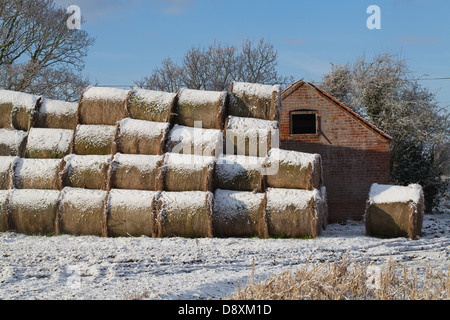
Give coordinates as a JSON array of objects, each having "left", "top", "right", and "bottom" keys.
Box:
[
  {"left": 263, "top": 148, "right": 323, "bottom": 190},
  {"left": 106, "top": 189, "right": 159, "bottom": 237},
  {"left": 0, "top": 90, "right": 40, "bottom": 131},
  {"left": 128, "top": 88, "right": 176, "bottom": 123},
  {"left": 214, "top": 154, "right": 265, "bottom": 192},
  {"left": 156, "top": 191, "right": 213, "bottom": 238},
  {"left": 13, "top": 158, "right": 62, "bottom": 190},
  {"left": 0, "top": 156, "right": 18, "bottom": 190},
  {"left": 266, "top": 188, "right": 322, "bottom": 238},
  {"left": 229, "top": 82, "right": 281, "bottom": 121},
  {"left": 25, "top": 128, "right": 73, "bottom": 159},
  {"left": 34, "top": 98, "right": 78, "bottom": 130},
  {"left": 56, "top": 187, "right": 108, "bottom": 236},
  {"left": 0, "top": 129, "right": 27, "bottom": 157},
  {"left": 73, "top": 124, "right": 117, "bottom": 155},
  {"left": 175, "top": 88, "right": 227, "bottom": 130},
  {"left": 166, "top": 124, "right": 223, "bottom": 157},
  {"left": 0, "top": 190, "right": 11, "bottom": 232},
  {"left": 60, "top": 154, "right": 111, "bottom": 190},
  {"left": 116, "top": 118, "right": 170, "bottom": 155},
  {"left": 212, "top": 189, "right": 267, "bottom": 238},
  {"left": 364, "top": 183, "right": 425, "bottom": 239},
  {"left": 78, "top": 86, "right": 130, "bottom": 125},
  {"left": 162, "top": 153, "right": 215, "bottom": 192},
  {"left": 9, "top": 189, "right": 60, "bottom": 235},
  {"left": 109, "top": 153, "right": 164, "bottom": 191}
]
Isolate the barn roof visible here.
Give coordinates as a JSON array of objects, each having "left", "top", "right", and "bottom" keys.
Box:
[{"left": 282, "top": 80, "right": 392, "bottom": 141}]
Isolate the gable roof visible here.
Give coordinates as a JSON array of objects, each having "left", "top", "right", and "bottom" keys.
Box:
[{"left": 282, "top": 80, "right": 392, "bottom": 141}]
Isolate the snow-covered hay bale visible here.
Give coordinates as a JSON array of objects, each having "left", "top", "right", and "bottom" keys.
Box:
[
  {"left": 264, "top": 148, "right": 322, "bottom": 190},
  {"left": 13, "top": 158, "right": 62, "bottom": 190},
  {"left": 34, "top": 98, "right": 78, "bottom": 130},
  {"left": 73, "top": 124, "right": 117, "bottom": 155},
  {"left": 78, "top": 86, "right": 130, "bottom": 125},
  {"left": 106, "top": 189, "right": 159, "bottom": 237},
  {"left": 0, "top": 190, "right": 11, "bottom": 232},
  {"left": 60, "top": 155, "right": 111, "bottom": 190},
  {"left": 116, "top": 118, "right": 169, "bottom": 155},
  {"left": 109, "top": 153, "right": 164, "bottom": 191},
  {"left": 365, "top": 183, "right": 425, "bottom": 239},
  {"left": 9, "top": 189, "right": 60, "bottom": 235},
  {"left": 0, "top": 90, "right": 39, "bottom": 131},
  {"left": 175, "top": 88, "right": 227, "bottom": 130},
  {"left": 156, "top": 191, "right": 213, "bottom": 238},
  {"left": 0, "top": 129, "right": 27, "bottom": 157},
  {"left": 128, "top": 88, "right": 176, "bottom": 123},
  {"left": 212, "top": 189, "right": 267, "bottom": 238},
  {"left": 229, "top": 82, "right": 281, "bottom": 121},
  {"left": 25, "top": 128, "right": 73, "bottom": 159},
  {"left": 56, "top": 187, "right": 107, "bottom": 236},
  {"left": 224, "top": 116, "right": 278, "bottom": 157},
  {"left": 0, "top": 156, "right": 18, "bottom": 189},
  {"left": 165, "top": 124, "right": 223, "bottom": 157},
  {"left": 162, "top": 153, "right": 215, "bottom": 192},
  {"left": 266, "top": 188, "right": 323, "bottom": 238},
  {"left": 214, "top": 154, "right": 265, "bottom": 192}
]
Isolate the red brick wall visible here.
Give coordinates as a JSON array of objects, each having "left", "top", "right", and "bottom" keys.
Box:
[{"left": 280, "top": 83, "right": 390, "bottom": 222}]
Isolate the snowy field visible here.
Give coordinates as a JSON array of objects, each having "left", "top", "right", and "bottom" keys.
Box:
[{"left": 0, "top": 213, "right": 449, "bottom": 300}]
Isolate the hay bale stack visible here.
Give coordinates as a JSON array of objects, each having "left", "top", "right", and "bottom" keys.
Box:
[
  {"left": 175, "top": 88, "right": 227, "bottom": 130},
  {"left": 214, "top": 154, "right": 265, "bottom": 192},
  {"left": 128, "top": 88, "right": 176, "bottom": 123},
  {"left": 263, "top": 148, "right": 322, "bottom": 190},
  {"left": 266, "top": 188, "right": 324, "bottom": 238},
  {"left": 156, "top": 191, "right": 213, "bottom": 238},
  {"left": 0, "top": 156, "right": 18, "bottom": 189},
  {"left": 73, "top": 124, "right": 117, "bottom": 155},
  {"left": 0, "top": 190, "right": 11, "bottom": 232},
  {"left": 224, "top": 116, "right": 278, "bottom": 157},
  {"left": 106, "top": 189, "right": 159, "bottom": 237},
  {"left": 162, "top": 153, "right": 215, "bottom": 192},
  {"left": 34, "top": 98, "right": 78, "bottom": 130},
  {"left": 116, "top": 118, "right": 170, "bottom": 155},
  {"left": 13, "top": 158, "right": 62, "bottom": 190},
  {"left": 0, "top": 90, "right": 40, "bottom": 131},
  {"left": 25, "top": 128, "right": 73, "bottom": 159},
  {"left": 60, "top": 155, "right": 111, "bottom": 190},
  {"left": 109, "top": 153, "right": 164, "bottom": 191},
  {"left": 166, "top": 124, "right": 223, "bottom": 157},
  {"left": 212, "top": 189, "right": 267, "bottom": 238},
  {"left": 9, "top": 189, "right": 60, "bottom": 235},
  {"left": 364, "top": 183, "right": 425, "bottom": 239},
  {"left": 0, "top": 129, "right": 27, "bottom": 157},
  {"left": 78, "top": 86, "right": 130, "bottom": 125},
  {"left": 229, "top": 82, "right": 281, "bottom": 121},
  {"left": 56, "top": 187, "right": 107, "bottom": 236}
]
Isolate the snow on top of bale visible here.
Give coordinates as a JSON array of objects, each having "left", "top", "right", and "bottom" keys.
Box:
[
  {"left": 178, "top": 88, "right": 226, "bottom": 105},
  {"left": 213, "top": 189, "right": 265, "bottom": 219},
  {"left": 108, "top": 189, "right": 159, "bottom": 210},
  {"left": 40, "top": 98, "right": 77, "bottom": 116},
  {"left": 82, "top": 86, "right": 130, "bottom": 101},
  {"left": 119, "top": 118, "right": 169, "bottom": 137},
  {"left": 75, "top": 124, "right": 116, "bottom": 143},
  {"left": 14, "top": 158, "right": 61, "bottom": 180},
  {"left": 0, "top": 128, "right": 27, "bottom": 146},
  {"left": 0, "top": 156, "right": 18, "bottom": 171},
  {"left": 266, "top": 148, "right": 320, "bottom": 167},
  {"left": 0, "top": 90, "right": 39, "bottom": 110},
  {"left": 231, "top": 82, "right": 281, "bottom": 98},
  {"left": 267, "top": 188, "right": 321, "bottom": 211},
  {"left": 64, "top": 154, "right": 111, "bottom": 171},
  {"left": 10, "top": 189, "right": 60, "bottom": 209},
  {"left": 113, "top": 153, "right": 162, "bottom": 172},
  {"left": 168, "top": 124, "right": 223, "bottom": 155},
  {"left": 27, "top": 128, "right": 73, "bottom": 154},
  {"left": 159, "top": 190, "right": 212, "bottom": 210},
  {"left": 164, "top": 152, "right": 215, "bottom": 169},
  {"left": 131, "top": 88, "right": 176, "bottom": 106},
  {"left": 226, "top": 116, "right": 278, "bottom": 131},
  {"left": 369, "top": 183, "right": 424, "bottom": 205},
  {"left": 61, "top": 187, "right": 106, "bottom": 212}
]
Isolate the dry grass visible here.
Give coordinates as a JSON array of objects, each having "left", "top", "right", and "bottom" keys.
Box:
[{"left": 228, "top": 254, "right": 449, "bottom": 300}]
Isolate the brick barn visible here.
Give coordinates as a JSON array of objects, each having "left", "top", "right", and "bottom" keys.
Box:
[{"left": 280, "top": 80, "right": 392, "bottom": 223}]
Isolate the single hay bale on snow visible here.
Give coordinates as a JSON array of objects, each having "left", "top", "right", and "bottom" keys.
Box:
[
  {"left": 34, "top": 98, "right": 78, "bottom": 130},
  {"left": 9, "top": 189, "right": 60, "bottom": 235},
  {"left": 0, "top": 90, "right": 40, "bottom": 131},
  {"left": 109, "top": 153, "right": 164, "bottom": 191},
  {"left": 78, "top": 86, "right": 130, "bottom": 125},
  {"left": 56, "top": 187, "right": 108, "bottom": 236},
  {"left": 106, "top": 189, "right": 160, "bottom": 237},
  {"left": 175, "top": 88, "right": 227, "bottom": 130},
  {"left": 0, "top": 129, "right": 27, "bottom": 157},
  {"left": 156, "top": 191, "right": 213, "bottom": 238},
  {"left": 364, "top": 183, "right": 425, "bottom": 239},
  {"left": 128, "top": 88, "right": 176, "bottom": 123},
  {"left": 212, "top": 189, "right": 268, "bottom": 238},
  {"left": 60, "top": 154, "right": 111, "bottom": 190},
  {"left": 116, "top": 118, "right": 170, "bottom": 155},
  {"left": 13, "top": 158, "right": 62, "bottom": 190},
  {"left": 266, "top": 188, "right": 324, "bottom": 238},
  {"left": 0, "top": 156, "right": 18, "bottom": 189},
  {"left": 73, "top": 124, "right": 117, "bottom": 155},
  {"left": 214, "top": 154, "right": 265, "bottom": 192},
  {"left": 0, "top": 190, "right": 11, "bottom": 232},
  {"left": 263, "top": 148, "right": 322, "bottom": 190},
  {"left": 25, "top": 128, "right": 73, "bottom": 159}
]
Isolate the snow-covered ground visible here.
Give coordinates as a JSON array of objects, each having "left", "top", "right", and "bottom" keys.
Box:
[{"left": 0, "top": 213, "right": 449, "bottom": 300}]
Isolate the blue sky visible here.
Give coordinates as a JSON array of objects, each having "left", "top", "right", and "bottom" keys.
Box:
[{"left": 54, "top": 0, "right": 450, "bottom": 109}]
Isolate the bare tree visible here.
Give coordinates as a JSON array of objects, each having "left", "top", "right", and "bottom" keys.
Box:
[{"left": 0, "top": 0, "right": 95, "bottom": 101}]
